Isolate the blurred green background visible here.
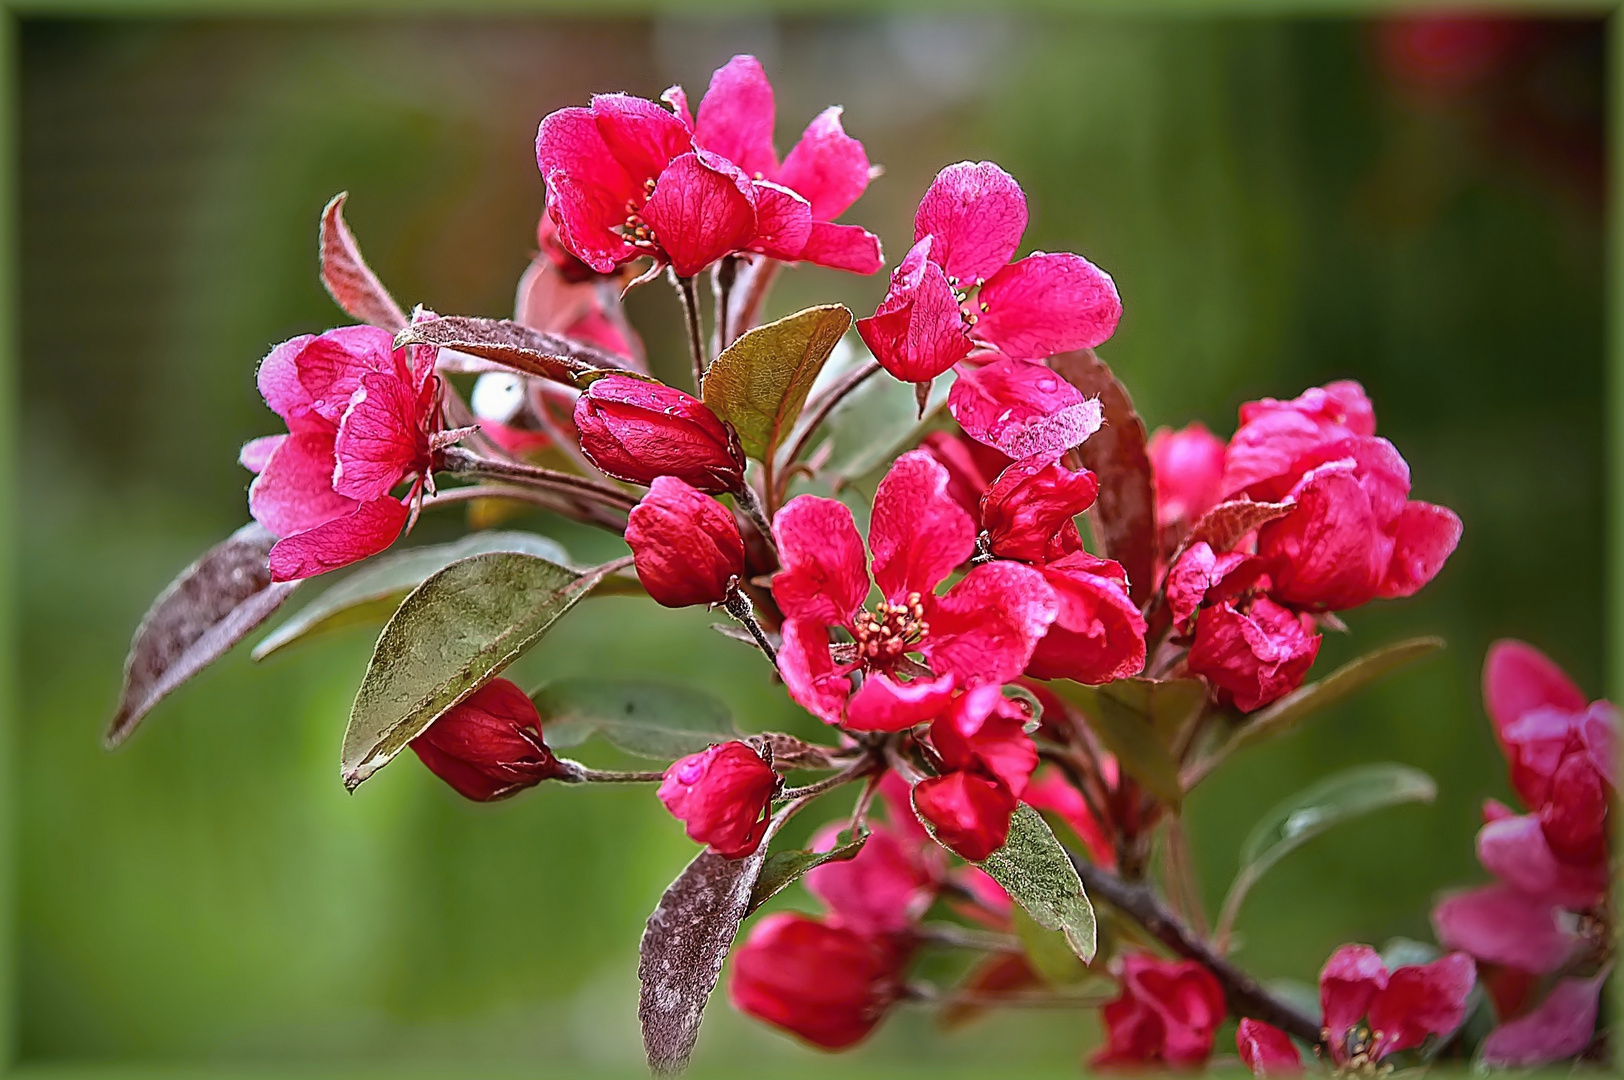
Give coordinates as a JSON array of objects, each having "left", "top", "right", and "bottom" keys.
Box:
[{"left": 18, "top": 12, "right": 1605, "bottom": 1074}]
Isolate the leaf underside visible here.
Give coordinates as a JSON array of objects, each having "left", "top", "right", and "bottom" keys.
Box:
[
  {"left": 319, "top": 192, "right": 407, "bottom": 332},
  {"left": 107, "top": 522, "right": 298, "bottom": 748},
  {"left": 1054, "top": 680, "right": 1187, "bottom": 809}
]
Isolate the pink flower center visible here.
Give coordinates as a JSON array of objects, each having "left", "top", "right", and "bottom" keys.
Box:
[
  {"left": 851, "top": 592, "right": 929, "bottom": 664},
  {"left": 618, "top": 177, "right": 659, "bottom": 250}
]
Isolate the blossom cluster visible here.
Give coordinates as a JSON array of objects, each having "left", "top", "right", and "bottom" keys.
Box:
[{"left": 109, "top": 50, "right": 1610, "bottom": 1078}]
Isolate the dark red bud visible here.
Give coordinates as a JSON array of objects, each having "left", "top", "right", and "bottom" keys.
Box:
[
  {"left": 409, "top": 678, "right": 567, "bottom": 801},
  {"left": 657, "top": 741, "right": 777, "bottom": 857},
  {"left": 574, "top": 376, "right": 745, "bottom": 493},
  {"left": 626, "top": 476, "right": 746, "bottom": 608}
]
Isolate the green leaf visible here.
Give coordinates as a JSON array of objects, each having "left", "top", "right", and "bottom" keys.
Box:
[
  {"left": 1218, "top": 763, "right": 1437, "bottom": 934},
  {"left": 804, "top": 346, "right": 953, "bottom": 484},
  {"left": 1052, "top": 679, "right": 1192, "bottom": 808},
  {"left": 1012, "top": 904, "right": 1093, "bottom": 987},
  {"left": 253, "top": 532, "right": 571, "bottom": 660},
  {"left": 1229, "top": 637, "right": 1445, "bottom": 754},
  {"left": 533, "top": 678, "right": 739, "bottom": 760},
  {"left": 702, "top": 304, "right": 851, "bottom": 461},
  {"left": 745, "top": 830, "right": 868, "bottom": 916},
  {"left": 340, "top": 552, "right": 609, "bottom": 790},
  {"left": 972, "top": 804, "right": 1097, "bottom": 963}
]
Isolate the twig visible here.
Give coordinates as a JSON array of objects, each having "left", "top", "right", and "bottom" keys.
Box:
[
  {"left": 441, "top": 446, "right": 637, "bottom": 512},
  {"left": 849, "top": 770, "right": 883, "bottom": 833},
  {"left": 778, "top": 754, "right": 878, "bottom": 802},
  {"left": 710, "top": 256, "right": 737, "bottom": 357},
  {"left": 916, "top": 923, "right": 1021, "bottom": 953},
  {"left": 731, "top": 483, "right": 778, "bottom": 556},
  {"left": 673, "top": 271, "right": 707, "bottom": 391},
  {"left": 905, "top": 983, "right": 1114, "bottom": 1010},
  {"left": 722, "top": 581, "right": 777, "bottom": 664},
  {"left": 1065, "top": 853, "right": 1324, "bottom": 1046},
  {"left": 557, "top": 759, "right": 666, "bottom": 784},
  {"left": 777, "top": 359, "right": 882, "bottom": 491}
]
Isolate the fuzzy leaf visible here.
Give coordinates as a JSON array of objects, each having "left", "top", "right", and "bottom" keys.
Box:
[
  {"left": 319, "top": 192, "right": 407, "bottom": 331},
  {"left": 106, "top": 523, "right": 298, "bottom": 748},
  {"left": 534, "top": 679, "right": 738, "bottom": 760},
  {"left": 1220, "top": 763, "right": 1437, "bottom": 931},
  {"left": 639, "top": 845, "right": 768, "bottom": 1075},
  {"left": 340, "top": 552, "right": 608, "bottom": 790},
  {"left": 976, "top": 805, "right": 1096, "bottom": 962},
  {"left": 1048, "top": 349, "right": 1155, "bottom": 604},
  {"left": 745, "top": 830, "right": 868, "bottom": 916},
  {"left": 1229, "top": 637, "right": 1445, "bottom": 754},
  {"left": 1053, "top": 680, "right": 1188, "bottom": 808},
  {"left": 253, "top": 532, "right": 570, "bottom": 660},
  {"left": 397, "top": 316, "right": 632, "bottom": 386},
  {"left": 1013, "top": 905, "right": 1093, "bottom": 987},
  {"left": 702, "top": 304, "right": 851, "bottom": 461},
  {"left": 1185, "top": 498, "right": 1295, "bottom": 554}
]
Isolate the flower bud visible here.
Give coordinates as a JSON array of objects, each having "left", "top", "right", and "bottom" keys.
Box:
[
  {"left": 980, "top": 454, "right": 1098, "bottom": 562},
  {"left": 1148, "top": 421, "right": 1227, "bottom": 529},
  {"left": 573, "top": 375, "right": 745, "bottom": 493},
  {"left": 1236, "top": 1019, "right": 1304, "bottom": 1077},
  {"left": 658, "top": 741, "right": 777, "bottom": 857},
  {"left": 1187, "top": 597, "right": 1320, "bottom": 713},
  {"left": 409, "top": 678, "right": 568, "bottom": 801},
  {"left": 727, "top": 912, "right": 906, "bottom": 1049},
  {"left": 625, "top": 476, "right": 746, "bottom": 608},
  {"left": 1092, "top": 954, "right": 1227, "bottom": 1070}
]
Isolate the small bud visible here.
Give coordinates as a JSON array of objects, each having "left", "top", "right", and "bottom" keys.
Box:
[
  {"left": 573, "top": 375, "right": 745, "bottom": 493},
  {"left": 657, "top": 741, "right": 777, "bottom": 857},
  {"left": 626, "top": 477, "right": 746, "bottom": 608},
  {"left": 409, "top": 678, "right": 567, "bottom": 801},
  {"left": 727, "top": 912, "right": 906, "bottom": 1050}
]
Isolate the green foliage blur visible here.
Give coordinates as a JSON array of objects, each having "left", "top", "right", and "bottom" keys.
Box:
[{"left": 19, "top": 14, "right": 1604, "bottom": 1074}]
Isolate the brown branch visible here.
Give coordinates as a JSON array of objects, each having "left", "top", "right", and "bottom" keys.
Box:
[
  {"left": 440, "top": 446, "right": 637, "bottom": 511},
  {"left": 1066, "top": 852, "right": 1323, "bottom": 1046}
]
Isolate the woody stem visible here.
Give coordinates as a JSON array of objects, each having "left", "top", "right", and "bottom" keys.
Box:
[
  {"left": 777, "top": 754, "right": 879, "bottom": 801},
  {"left": 555, "top": 760, "right": 666, "bottom": 784},
  {"left": 440, "top": 446, "right": 637, "bottom": 512},
  {"left": 674, "top": 271, "right": 707, "bottom": 391},
  {"left": 730, "top": 483, "right": 778, "bottom": 556},
  {"left": 1065, "top": 853, "right": 1324, "bottom": 1047}
]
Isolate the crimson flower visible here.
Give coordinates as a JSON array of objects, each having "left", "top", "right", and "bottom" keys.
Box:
[
  {"left": 626, "top": 476, "right": 746, "bottom": 608},
  {"left": 770, "top": 450, "right": 1057, "bottom": 728},
  {"left": 857, "top": 162, "right": 1121, "bottom": 386},
  {"left": 913, "top": 683, "right": 1040, "bottom": 861},
  {"left": 1149, "top": 421, "right": 1227, "bottom": 532},
  {"left": 1026, "top": 552, "right": 1148, "bottom": 685},
  {"left": 804, "top": 821, "right": 937, "bottom": 937},
  {"left": 1235, "top": 1019, "right": 1303, "bottom": 1077},
  {"left": 244, "top": 324, "right": 440, "bottom": 582},
  {"left": 1091, "top": 954, "right": 1227, "bottom": 1070},
  {"left": 409, "top": 678, "right": 569, "bottom": 801},
  {"left": 536, "top": 55, "right": 880, "bottom": 280},
  {"left": 657, "top": 741, "right": 778, "bottom": 858},
  {"left": 727, "top": 911, "right": 907, "bottom": 1049},
  {"left": 573, "top": 375, "right": 745, "bottom": 493},
  {"left": 1317, "top": 945, "right": 1475, "bottom": 1067}
]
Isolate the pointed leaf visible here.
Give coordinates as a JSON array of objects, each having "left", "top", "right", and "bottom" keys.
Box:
[
  {"left": 107, "top": 523, "right": 298, "bottom": 748},
  {"left": 1052, "top": 680, "right": 1187, "bottom": 808},
  {"left": 397, "top": 316, "right": 633, "bottom": 387},
  {"left": 701, "top": 304, "right": 851, "bottom": 461},
  {"left": 341, "top": 552, "right": 610, "bottom": 790},
  {"left": 977, "top": 805, "right": 1096, "bottom": 962},
  {"left": 1048, "top": 349, "right": 1155, "bottom": 604},
  {"left": 1185, "top": 498, "right": 1295, "bottom": 554},
  {"left": 319, "top": 192, "right": 407, "bottom": 331},
  {"left": 1228, "top": 637, "right": 1445, "bottom": 754},
  {"left": 1219, "top": 763, "right": 1437, "bottom": 932},
  {"left": 253, "top": 532, "right": 571, "bottom": 659},
  {"left": 745, "top": 829, "right": 867, "bottom": 916},
  {"left": 639, "top": 838, "right": 773, "bottom": 1074},
  {"left": 533, "top": 678, "right": 738, "bottom": 759}
]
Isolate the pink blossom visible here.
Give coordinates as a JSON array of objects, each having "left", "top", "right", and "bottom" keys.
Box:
[
  {"left": 947, "top": 358, "right": 1104, "bottom": 461},
  {"left": 1092, "top": 954, "right": 1227, "bottom": 1070},
  {"left": 979, "top": 454, "right": 1098, "bottom": 563},
  {"left": 245, "top": 325, "right": 439, "bottom": 581},
  {"left": 625, "top": 477, "right": 746, "bottom": 608},
  {"left": 1221, "top": 380, "right": 1376, "bottom": 500},
  {"left": 1235, "top": 1019, "right": 1303, "bottom": 1077},
  {"left": 1149, "top": 421, "right": 1228, "bottom": 529},
  {"left": 657, "top": 741, "right": 777, "bottom": 857},
  {"left": 771, "top": 450, "right": 1057, "bottom": 726},
  {"left": 1432, "top": 884, "right": 1581, "bottom": 974},
  {"left": 857, "top": 162, "right": 1120, "bottom": 385},
  {"left": 1187, "top": 594, "right": 1320, "bottom": 713},
  {"left": 516, "top": 213, "right": 645, "bottom": 362},
  {"left": 804, "top": 822, "right": 935, "bottom": 936},
  {"left": 1480, "top": 967, "right": 1609, "bottom": 1067},
  {"left": 1026, "top": 552, "right": 1148, "bottom": 685},
  {"left": 1319, "top": 945, "right": 1475, "bottom": 1066}
]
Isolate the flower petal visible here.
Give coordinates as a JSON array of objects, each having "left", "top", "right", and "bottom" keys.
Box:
[
  {"left": 799, "top": 221, "right": 883, "bottom": 274},
  {"left": 855, "top": 236, "right": 970, "bottom": 384},
  {"left": 1483, "top": 639, "right": 1588, "bottom": 741},
  {"left": 947, "top": 357, "right": 1103, "bottom": 460},
  {"left": 693, "top": 54, "right": 778, "bottom": 180},
  {"left": 332, "top": 371, "right": 427, "bottom": 502},
  {"left": 239, "top": 434, "right": 284, "bottom": 475},
  {"left": 1367, "top": 952, "right": 1475, "bottom": 1059},
  {"left": 1378, "top": 501, "right": 1462, "bottom": 599},
  {"left": 975, "top": 252, "right": 1122, "bottom": 359},
  {"left": 248, "top": 431, "right": 355, "bottom": 538},
  {"left": 1431, "top": 884, "right": 1579, "bottom": 974},
  {"left": 776, "top": 106, "right": 872, "bottom": 221},
  {"left": 776, "top": 618, "right": 852, "bottom": 725},
  {"left": 1320, "top": 944, "right": 1389, "bottom": 1059},
  {"left": 870, "top": 450, "right": 976, "bottom": 602},
  {"left": 913, "top": 160, "right": 1026, "bottom": 284},
  {"left": 912, "top": 771, "right": 1018, "bottom": 862},
  {"left": 1480, "top": 968, "right": 1608, "bottom": 1068},
  {"left": 267, "top": 497, "right": 410, "bottom": 582},
  {"left": 746, "top": 180, "right": 813, "bottom": 262},
  {"left": 1236, "top": 1019, "right": 1303, "bottom": 1078},
  {"left": 925, "top": 560, "right": 1057, "bottom": 686},
  {"left": 1477, "top": 813, "right": 1609, "bottom": 909},
  {"left": 771, "top": 495, "right": 870, "bottom": 626},
  {"left": 589, "top": 92, "right": 692, "bottom": 186},
  {"left": 844, "top": 671, "right": 955, "bottom": 732},
  {"left": 1026, "top": 552, "right": 1148, "bottom": 684},
  {"left": 642, "top": 150, "right": 758, "bottom": 278}
]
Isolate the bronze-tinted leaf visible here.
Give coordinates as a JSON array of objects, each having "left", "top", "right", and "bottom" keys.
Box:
[
  {"left": 106, "top": 523, "right": 298, "bottom": 748},
  {"left": 1048, "top": 349, "right": 1155, "bottom": 604},
  {"left": 319, "top": 193, "right": 407, "bottom": 332},
  {"left": 701, "top": 304, "right": 851, "bottom": 461},
  {"left": 397, "top": 316, "right": 633, "bottom": 387},
  {"left": 340, "top": 552, "right": 610, "bottom": 791},
  {"left": 1185, "top": 498, "right": 1295, "bottom": 555},
  {"left": 639, "top": 845, "right": 769, "bottom": 1075}
]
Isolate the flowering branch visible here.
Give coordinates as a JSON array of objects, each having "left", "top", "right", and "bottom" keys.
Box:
[{"left": 1065, "top": 852, "right": 1323, "bottom": 1047}]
